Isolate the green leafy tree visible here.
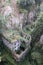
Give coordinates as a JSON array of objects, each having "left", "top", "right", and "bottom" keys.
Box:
[{"left": 31, "top": 12, "right": 43, "bottom": 48}]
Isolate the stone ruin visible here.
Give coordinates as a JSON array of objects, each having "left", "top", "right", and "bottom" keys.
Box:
[{"left": 2, "top": 30, "right": 31, "bottom": 62}]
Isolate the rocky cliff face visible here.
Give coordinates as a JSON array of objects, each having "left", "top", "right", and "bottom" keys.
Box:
[
  {"left": 0, "top": 0, "right": 38, "bottom": 31},
  {"left": 0, "top": 0, "right": 22, "bottom": 30}
]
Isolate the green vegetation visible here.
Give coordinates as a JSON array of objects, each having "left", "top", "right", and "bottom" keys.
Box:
[
  {"left": 0, "top": 0, "right": 43, "bottom": 65},
  {"left": 31, "top": 12, "right": 43, "bottom": 48}
]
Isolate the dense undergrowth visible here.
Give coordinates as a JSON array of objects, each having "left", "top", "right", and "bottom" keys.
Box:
[{"left": 0, "top": 0, "right": 43, "bottom": 65}]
